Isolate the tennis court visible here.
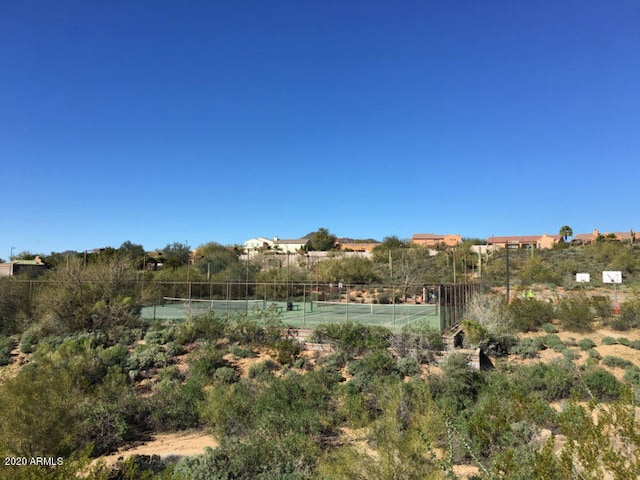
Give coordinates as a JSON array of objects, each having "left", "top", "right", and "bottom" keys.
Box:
[{"left": 141, "top": 297, "right": 441, "bottom": 330}]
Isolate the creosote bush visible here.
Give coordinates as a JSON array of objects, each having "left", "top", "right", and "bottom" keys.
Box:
[{"left": 508, "top": 298, "right": 554, "bottom": 332}]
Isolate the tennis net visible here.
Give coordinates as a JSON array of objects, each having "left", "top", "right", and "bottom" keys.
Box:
[
  {"left": 162, "top": 297, "right": 266, "bottom": 312},
  {"left": 311, "top": 301, "right": 437, "bottom": 317}
]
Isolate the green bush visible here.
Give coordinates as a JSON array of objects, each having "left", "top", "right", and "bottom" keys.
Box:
[
  {"left": 587, "top": 349, "right": 602, "bottom": 360},
  {"left": 231, "top": 345, "right": 257, "bottom": 358},
  {"left": 543, "top": 334, "right": 566, "bottom": 351},
  {"left": 0, "top": 336, "right": 13, "bottom": 366},
  {"left": 623, "top": 366, "right": 640, "bottom": 386},
  {"left": 562, "top": 349, "right": 580, "bottom": 361},
  {"left": 617, "top": 337, "right": 631, "bottom": 346},
  {"left": 395, "top": 357, "right": 420, "bottom": 377},
  {"left": 511, "top": 337, "right": 545, "bottom": 359},
  {"left": 508, "top": 298, "right": 554, "bottom": 332},
  {"left": 348, "top": 350, "right": 398, "bottom": 378},
  {"left": 273, "top": 338, "right": 301, "bottom": 365},
  {"left": 149, "top": 378, "right": 205, "bottom": 431},
  {"left": 582, "top": 369, "right": 621, "bottom": 401},
  {"left": 601, "top": 336, "right": 618, "bottom": 345},
  {"left": 609, "top": 299, "right": 640, "bottom": 331},
  {"left": 213, "top": 366, "right": 240, "bottom": 384},
  {"left": 602, "top": 356, "right": 634, "bottom": 369},
  {"left": 248, "top": 359, "right": 279, "bottom": 379},
  {"left": 590, "top": 295, "right": 612, "bottom": 320},
  {"left": 541, "top": 323, "right": 559, "bottom": 333},
  {"left": 556, "top": 295, "right": 594, "bottom": 332},
  {"left": 189, "top": 347, "right": 231, "bottom": 380},
  {"left": 577, "top": 338, "right": 596, "bottom": 350},
  {"left": 513, "top": 360, "right": 576, "bottom": 402},
  {"left": 310, "top": 322, "right": 391, "bottom": 354}
]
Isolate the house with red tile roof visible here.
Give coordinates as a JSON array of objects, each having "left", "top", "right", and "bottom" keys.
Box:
[{"left": 487, "top": 233, "right": 562, "bottom": 249}]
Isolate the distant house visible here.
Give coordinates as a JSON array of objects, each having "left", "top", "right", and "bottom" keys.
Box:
[
  {"left": 411, "top": 233, "right": 462, "bottom": 248},
  {"left": 487, "top": 233, "right": 562, "bottom": 250},
  {"left": 338, "top": 239, "right": 380, "bottom": 252},
  {"left": 572, "top": 228, "right": 637, "bottom": 245},
  {"left": 243, "top": 236, "right": 308, "bottom": 254},
  {"left": 0, "top": 256, "right": 47, "bottom": 277}
]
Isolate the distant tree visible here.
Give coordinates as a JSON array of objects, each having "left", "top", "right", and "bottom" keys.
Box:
[
  {"left": 161, "top": 242, "right": 191, "bottom": 270},
  {"left": 194, "top": 242, "right": 241, "bottom": 279},
  {"left": 371, "top": 236, "right": 410, "bottom": 263},
  {"left": 317, "top": 257, "right": 379, "bottom": 284},
  {"left": 559, "top": 225, "right": 573, "bottom": 242},
  {"left": 118, "top": 241, "right": 146, "bottom": 267},
  {"left": 306, "top": 228, "right": 338, "bottom": 251}
]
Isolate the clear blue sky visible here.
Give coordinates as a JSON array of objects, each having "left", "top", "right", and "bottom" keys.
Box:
[{"left": 1, "top": 1, "right": 639, "bottom": 257}]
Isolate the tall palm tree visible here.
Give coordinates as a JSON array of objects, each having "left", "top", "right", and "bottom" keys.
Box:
[{"left": 559, "top": 225, "right": 573, "bottom": 242}]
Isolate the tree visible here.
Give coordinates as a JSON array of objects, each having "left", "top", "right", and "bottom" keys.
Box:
[
  {"left": 306, "top": 228, "right": 338, "bottom": 251},
  {"left": 160, "top": 242, "right": 191, "bottom": 270},
  {"left": 559, "top": 225, "right": 573, "bottom": 242}
]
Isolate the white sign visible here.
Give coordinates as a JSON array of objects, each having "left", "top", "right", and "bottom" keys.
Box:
[
  {"left": 603, "top": 271, "right": 622, "bottom": 284},
  {"left": 576, "top": 273, "right": 590, "bottom": 283}
]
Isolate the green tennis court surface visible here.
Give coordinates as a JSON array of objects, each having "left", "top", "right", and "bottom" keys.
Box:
[{"left": 141, "top": 298, "right": 441, "bottom": 330}]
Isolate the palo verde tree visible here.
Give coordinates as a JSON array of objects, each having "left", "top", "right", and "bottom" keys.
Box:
[{"left": 34, "top": 255, "right": 142, "bottom": 335}]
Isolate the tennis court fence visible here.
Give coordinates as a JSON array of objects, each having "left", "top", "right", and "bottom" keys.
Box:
[{"left": 143, "top": 282, "right": 479, "bottom": 331}]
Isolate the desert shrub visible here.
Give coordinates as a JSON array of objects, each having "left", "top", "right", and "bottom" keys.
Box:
[
  {"left": 511, "top": 337, "right": 546, "bottom": 359},
  {"left": 224, "top": 314, "right": 283, "bottom": 347},
  {"left": 508, "top": 298, "right": 554, "bottom": 332},
  {"left": 556, "top": 294, "right": 594, "bottom": 332},
  {"left": 431, "top": 353, "right": 484, "bottom": 413},
  {"left": 149, "top": 378, "right": 205, "bottom": 431},
  {"left": 273, "top": 338, "right": 301, "bottom": 365},
  {"left": 587, "top": 349, "right": 602, "bottom": 360},
  {"left": 541, "top": 323, "right": 559, "bottom": 333},
  {"left": 310, "top": 322, "right": 391, "bottom": 354},
  {"left": 248, "top": 359, "right": 279, "bottom": 379},
  {"left": 395, "top": 357, "right": 420, "bottom": 377},
  {"left": 543, "top": 334, "right": 566, "bottom": 351},
  {"left": 189, "top": 347, "right": 231, "bottom": 380},
  {"left": 629, "top": 340, "right": 640, "bottom": 350},
  {"left": 126, "top": 343, "right": 170, "bottom": 371},
  {"left": 174, "top": 434, "right": 317, "bottom": 480},
  {"left": 213, "top": 366, "right": 240, "bottom": 384},
  {"left": 617, "top": 337, "right": 631, "bottom": 346},
  {"left": 200, "top": 380, "right": 255, "bottom": 438},
  {"left": 582, "top": 369, "right": 621, "bottom": 401},
  {"left": 390, "top": 324, "right": 442, "bottom": 363},
  {"left": 464, "top": 293, "right": 512, "bottom": 333},
  {"left": 144, "top": 325, "right": 175, "bottom": 345},
  {"left": 461, "top": 319, "right": 489, "bottom": 347},
  {"left": 609, "top": 298, "right": 640, "bottom": 331},
  {"left": 174, "top": 312, "right": 226, "bottom": 344},
  {"left": 602, "top": 336, "right": 618, "bottom": 345},
  {"left": 623, "top": 366, "right": 640, "bottom": 386},
  {"left": 231, "top": 345, "right": 257, "bottom": 358},
  {"left": 602, "top": 356, "right": 634, "bottom": 369},
  {"left": 513, "top": 360, "right": 576, "bottom": 402},
  {"left": 19, "top": 326, "right": 41, "bottom": 353},
  {"left": 348, "top": 350, "right": 398, "bottom": 378},
  {"left": 0, "top": 362, "right": 82, "bottom": 457},
  {"left": 590, "top": 295, "right": 612, "bottom": 320},
  {"left": 0, "top": 336, "right": 13, "bottom": 366},
  {"left": 562, "top": 349, "right": 580, "bottom": 361},
  {"left": 577, "top": 338, "right": 596, "bottom": 350}
]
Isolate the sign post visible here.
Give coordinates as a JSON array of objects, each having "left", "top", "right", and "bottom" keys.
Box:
[{"left": 603, "top": 271, "right": 623, "bottom": 314}]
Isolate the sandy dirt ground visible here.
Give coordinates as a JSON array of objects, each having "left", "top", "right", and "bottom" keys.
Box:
[{"left": 96, "top": 430, "right": 218, "bottom": 467}]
